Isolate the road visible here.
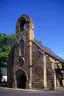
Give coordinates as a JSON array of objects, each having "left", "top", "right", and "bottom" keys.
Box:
[{"left": 0, "top": 88, "right": 64, "bottom": 96}]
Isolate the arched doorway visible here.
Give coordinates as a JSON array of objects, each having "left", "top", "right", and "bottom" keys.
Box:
[{"left": 16, "top": 70, "right": 27, "bottom": 89}]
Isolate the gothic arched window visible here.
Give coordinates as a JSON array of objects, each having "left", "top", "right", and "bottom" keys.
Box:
[{"left": 20, "top": 39, "right": 24, "bottom": 57}]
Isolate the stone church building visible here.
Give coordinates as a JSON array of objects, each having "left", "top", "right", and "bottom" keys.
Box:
[{"left": 7, "top": 14, "right": 64, "bottom": 90}]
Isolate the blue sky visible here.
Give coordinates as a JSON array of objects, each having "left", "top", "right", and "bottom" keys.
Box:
[{"left": 0, "top": 0, "right": 64, "bottom": 58}]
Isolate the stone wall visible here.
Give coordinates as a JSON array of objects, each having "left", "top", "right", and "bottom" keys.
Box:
[
  {"left": 32, "top": 42, "right": 44, "bottom": 89},
  {"left": 7, "top": 47, "right": 14, "bottom": 87},
  {"left": 32, "top": 42, "right": 55, "bottom": 90},
  {"left": 46, "top": 56, "right": 54, "bottom": 90}
]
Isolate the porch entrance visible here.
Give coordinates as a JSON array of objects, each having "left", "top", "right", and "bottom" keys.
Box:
[{"left": 16, "top": 70, "right": 27, "bottom": 89}]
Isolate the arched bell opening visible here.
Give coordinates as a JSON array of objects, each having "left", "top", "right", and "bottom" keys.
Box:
[{"left": 20, "top": 19, "right": 26, "bottom": 31}]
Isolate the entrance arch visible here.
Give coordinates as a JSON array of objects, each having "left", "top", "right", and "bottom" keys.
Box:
[{"left": 16, "top": 70, "right": 27, "bottom": 89}]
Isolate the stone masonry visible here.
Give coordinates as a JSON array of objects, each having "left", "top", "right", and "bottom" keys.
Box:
[{"left": 7, "top": 14, "right": 64, "bottom": 90}]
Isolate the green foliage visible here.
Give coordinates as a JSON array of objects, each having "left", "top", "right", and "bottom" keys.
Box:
[
  {"left": 35, "top": 39, "right": 42, "bottom": 44},
  {"left": 0, "top": 32, "right": 16, "bottom": 67},
  {"left": 0, "top": 32, "right": 16, "bottom": 82}
]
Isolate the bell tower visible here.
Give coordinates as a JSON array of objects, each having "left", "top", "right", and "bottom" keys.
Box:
[
  {"left": 12, "top": 14, "right": 34, "bottom": 89},
  {"left": 16, "top": 14, "right": 34, "bottom": 42}
]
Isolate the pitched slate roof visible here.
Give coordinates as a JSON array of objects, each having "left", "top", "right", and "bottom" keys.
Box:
[{"left": 33, "top": 41, "right": 64, "bottom": 63}]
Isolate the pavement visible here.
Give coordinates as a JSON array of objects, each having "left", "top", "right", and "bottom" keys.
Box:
[
  {"left": 56, "top": 87, "right": 64, "bottom": 92},
  {"left": 0, "top": 87, "right": 64, "bottom": 96}
]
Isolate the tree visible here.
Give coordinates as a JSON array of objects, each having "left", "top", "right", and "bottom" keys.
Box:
[
  {"left": 35, "top": 39, "right": 42, "bottom": 44},
  {"left": 0, "top": 32, "right": 16, "bottom": 83}
]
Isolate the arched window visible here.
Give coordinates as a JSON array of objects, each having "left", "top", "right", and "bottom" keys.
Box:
[
  {"left": 20, "top": 39, "right": 24, "bottom": 57},
  {"left": 20, "top": 20, "right": 26, "bottom": 31}
]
